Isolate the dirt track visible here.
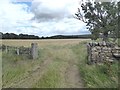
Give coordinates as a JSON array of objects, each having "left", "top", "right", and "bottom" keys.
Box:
[{"left": 2, "top": 39, "right": 86, "bottom": 88}]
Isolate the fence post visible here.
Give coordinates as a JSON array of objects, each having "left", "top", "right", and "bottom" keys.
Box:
[
  {"left": 5, "top": 46, "right": 8, "bottom": 53},
  {"left": 87, "top": 43, "right": 93, "bottom": 64},
  {"left": 31, "top": 43, "right": 38, "bottom": 59}
]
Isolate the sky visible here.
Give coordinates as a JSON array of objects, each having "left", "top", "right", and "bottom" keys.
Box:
[{"left": 0, "top": 0, "right": 90, "bottom": 37}]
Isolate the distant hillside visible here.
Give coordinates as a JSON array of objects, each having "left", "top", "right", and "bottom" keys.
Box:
[{"left": 45, "top": 34, "right": 91, "bottom": 39}]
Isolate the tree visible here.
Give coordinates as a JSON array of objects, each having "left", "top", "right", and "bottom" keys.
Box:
[
  {"left": 118, "top": 2, "right": 120, "bottom": 46},
  {"left": 0, "top": 32, "right": 3, "bottom": 39},
  {"left": 75, "top": 1, "right": 119, "bottom": 42},
  {"left": 1, "top": 32, "right": 40, "bottom": 39}
]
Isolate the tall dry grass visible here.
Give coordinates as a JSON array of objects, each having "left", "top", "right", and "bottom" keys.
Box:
[
  {"left": 2, "top": 39, "right": 90, "bottom": 48},
  {"left": 1, "top": 39, "right": 118, "bottom": 88}
]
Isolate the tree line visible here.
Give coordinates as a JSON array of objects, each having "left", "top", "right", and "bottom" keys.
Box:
[
  {"left": 0, "top": 32, "right": 92, "bottom": 39},
  {"left": 0, "top": 32, "right": 40, "bottom": 39}
]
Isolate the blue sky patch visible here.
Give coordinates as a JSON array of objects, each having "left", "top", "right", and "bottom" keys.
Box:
[{"left": 12, "top": 1, "right": 32, "bottom": 12}]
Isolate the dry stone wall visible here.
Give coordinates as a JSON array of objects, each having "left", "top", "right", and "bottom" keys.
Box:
[
  {"left": 87, "top": 42, "right": 120, "bottom": 64},
  {"left": 0, "top": 43, "right": 38, "bottom": 59}
]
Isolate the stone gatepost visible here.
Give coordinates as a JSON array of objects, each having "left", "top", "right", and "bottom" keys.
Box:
[
  {"left": 31, "top": 43, "right": 38, "bottom": 59},
  {"left": 5, "top": 46, "right": 8, "bottom": 53},
  {"left": 16, "top": 48, "right": 20, "bottom": 55},
  {"left": 87, "top": 43, "right": 93, "bottom": 64}
]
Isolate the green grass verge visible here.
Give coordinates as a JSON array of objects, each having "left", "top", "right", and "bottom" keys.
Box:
[
  {"left": 0, "top": 51, "right": 2, "bottom": 89},
  {"left": 2, "top": 40, "right": 119, "bottom": 88},
  {"left": 2, "top": 48, "right": 45, "bottom": 87},
  {"left": 71, "top": 41, "right": 118, "bottom": 88},
  {"left": 33, "top": 60, "right": 63, "bottom": 88},
  {"left": 33, "top": 46, "right": 71, "bottom": 88}
]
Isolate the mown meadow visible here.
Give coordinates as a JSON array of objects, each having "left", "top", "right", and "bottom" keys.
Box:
[{"left": 1, "top": 39, "right": 119, "bottom": 88}]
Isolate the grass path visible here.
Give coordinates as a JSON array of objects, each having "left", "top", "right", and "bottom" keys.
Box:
[
  {"left": 64, "top": 60, "right": 83, "bottom": 88},
  {"left": 2, "top": 39, "right": 118, "bottom": 88},
  {"left": 5, "top": 45, "right": 84, "bottom": 88},
  {"left": 9, "top": 58, "right": 53, "bottom": 88},
  {"left": 2, "top": 40, "right": 87, "bottom": 88},
  {"left": 38, "top": 46, "right": 84, "bottom": 88}
]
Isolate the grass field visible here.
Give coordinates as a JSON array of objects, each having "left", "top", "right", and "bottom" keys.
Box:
[
  {"left": 2, "top": 39, "right": 89, "bottom": 47},
  {"left": 1, "top": 39, "right": 118, "bottom": 88}
]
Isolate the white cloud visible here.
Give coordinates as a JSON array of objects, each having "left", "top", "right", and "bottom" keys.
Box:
[
  {"left": 31, "top": 0, "right": 80, "bottom": 20},
  {"left": 30, "top": 18, "right": 88, "bottom": 36},
  {"left": 0, "top": 0, "right": 89, "bottom": 37},
  {"left": 0, "top": 0, "right": 34, "bottom": 34},
  {"left": 30, "top": 0, "right": 89, "bottom": 36}
]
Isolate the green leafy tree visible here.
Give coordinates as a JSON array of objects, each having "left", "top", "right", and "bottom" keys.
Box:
[{"left": 75, "top": 1, "right": 119, "bottom": 42}]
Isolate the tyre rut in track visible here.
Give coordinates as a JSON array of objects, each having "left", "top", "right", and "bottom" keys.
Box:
[
  {"left": 63, "top": 49, "right": 84, "bottom": 88},
  {"left": 8, "top": 57, "right": 53, "bottom": 88}
]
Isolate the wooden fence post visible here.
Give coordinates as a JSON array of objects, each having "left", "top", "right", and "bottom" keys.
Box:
[{"left": 31, "top": 43, "right": 38, "bottom": 59}]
